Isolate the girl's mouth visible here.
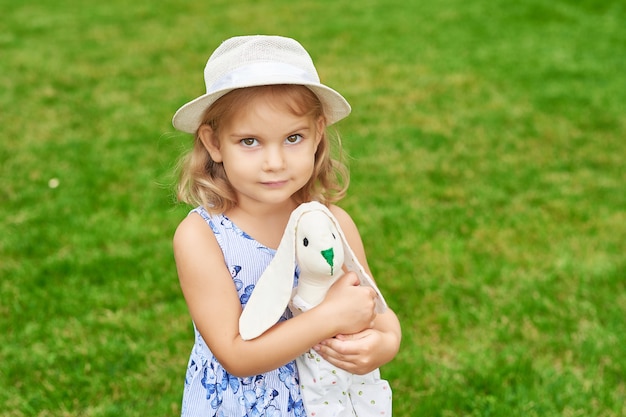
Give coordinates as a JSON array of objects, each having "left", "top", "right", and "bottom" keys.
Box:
[{"left": 261, "top": 180, "right": 288, "bottom": 188}]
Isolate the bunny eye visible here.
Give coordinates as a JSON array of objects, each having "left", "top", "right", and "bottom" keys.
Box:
[
  {"left": 332, "top": 233, "right": 336, "bottom": 239},
  {"left": 303, "top": 238, "right": 309, "bottom": 247}
]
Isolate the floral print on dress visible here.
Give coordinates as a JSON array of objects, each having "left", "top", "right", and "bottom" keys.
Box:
[
  {"left": 181, "top": 208, "right": 304, "bottom": 417},
  {"left": 186, "top": 355, "right": 302, "bottom": 416}
]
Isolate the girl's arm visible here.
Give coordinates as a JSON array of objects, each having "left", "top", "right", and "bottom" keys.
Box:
[
  {"left": 173, "top": 212, "right": 378, "bottom": 378},
  {"left": 315, "top": 205, "right": 402, "bottom": 375},
  {"left": 314, "top": 309, "right": 401, "bottom": 375}
]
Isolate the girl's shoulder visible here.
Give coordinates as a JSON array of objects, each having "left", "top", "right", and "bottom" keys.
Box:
[
  {"left": 175, "top": 207, "right": 224, "bottom": 238},
  {"left": 328, "top": 203, "right": 349, "bottom": 218},
  {"left": 173, "top": 209, "right": 223, "bottom": 261},
  {"left": 328, "top": 204, "right": 358, "bottom": 232},
  {"left": 327, "top": 204, "right": 368, "bottom": 258}
]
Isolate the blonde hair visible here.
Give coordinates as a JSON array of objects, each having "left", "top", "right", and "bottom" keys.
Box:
[{"left": 176, "top": 85, "right": 349, "bottom": 213}]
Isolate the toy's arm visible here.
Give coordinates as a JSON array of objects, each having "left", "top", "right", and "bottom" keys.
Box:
[{"left": 173, "top": 212, "right": 379, "bottom": 377}]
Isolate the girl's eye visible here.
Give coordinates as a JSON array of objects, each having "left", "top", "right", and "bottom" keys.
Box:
[
  {"left": 286, "top": 134, "right": 303, "bottom": 144},
  {"left": 241, "top": 138, "right": 258, "bottom": 147}
]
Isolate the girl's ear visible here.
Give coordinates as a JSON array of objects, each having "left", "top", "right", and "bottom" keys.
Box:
[
  {"left": 314, "top": 116, "right": 326, "bottom": 147},
  {"left": 198, "top": 124, "right": 223, "bottom": 163}
]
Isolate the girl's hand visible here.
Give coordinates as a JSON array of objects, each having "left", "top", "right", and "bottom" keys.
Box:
[
  {"left": 313, "top": 310, "right": 401, "bottom": 375},
  {"left": 319, "top": 272, "right": 378, "bottom": 336}
]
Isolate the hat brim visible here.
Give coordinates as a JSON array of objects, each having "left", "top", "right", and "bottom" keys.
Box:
[{"left": 172, "top": 80, "right": 351, "bottom": 134}]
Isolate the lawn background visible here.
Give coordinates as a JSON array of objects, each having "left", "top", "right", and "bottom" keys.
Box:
[{"left": 1, "top": 0, "right": 625, "bottom": 416}]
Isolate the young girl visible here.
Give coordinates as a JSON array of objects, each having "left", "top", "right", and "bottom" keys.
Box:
[{"left": 171, "top": 35, "right": 401, "bottom": 417}]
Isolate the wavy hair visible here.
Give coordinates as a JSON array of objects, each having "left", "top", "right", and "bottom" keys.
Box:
[{"left": 176, "top": 85, "right": 349, "bottom": 213}]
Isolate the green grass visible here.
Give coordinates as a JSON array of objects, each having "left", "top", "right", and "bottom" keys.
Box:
[{"left": 1, "top": 0, "right": 624, "bottom": 415}]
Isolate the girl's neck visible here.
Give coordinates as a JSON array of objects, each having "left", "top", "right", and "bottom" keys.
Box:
[{"left": 225, "top": 200, "right": 299, "bottom": 250}]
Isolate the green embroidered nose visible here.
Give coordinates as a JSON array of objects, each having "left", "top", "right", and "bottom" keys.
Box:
[{"left": 321, "top": 247, "right": 334, "bottom": 275}]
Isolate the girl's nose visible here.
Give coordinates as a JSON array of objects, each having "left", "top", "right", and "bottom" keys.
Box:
[{"left": 263, "top": 147, "right": 286, "bottom": 171}]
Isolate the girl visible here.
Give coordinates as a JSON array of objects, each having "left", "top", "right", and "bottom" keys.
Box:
[{"left": 172, "top": 35, "right": 401, "bottom": 417}]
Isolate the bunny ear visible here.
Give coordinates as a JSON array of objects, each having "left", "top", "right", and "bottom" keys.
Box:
[
  {"left": 316, "top": 204, "right": 389, "bottom": 314},
  {"left": 239, "top": 203, "right": 316, "bottom": 340}
]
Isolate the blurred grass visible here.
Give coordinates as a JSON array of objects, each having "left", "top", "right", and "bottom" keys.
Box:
[{"left": 1, "top": 0, "right": 625, "bottom": 416}]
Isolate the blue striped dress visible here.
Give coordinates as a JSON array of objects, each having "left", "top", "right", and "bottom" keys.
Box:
[{"left": 181, "top": 207, "right": 305, "bottom": 417}]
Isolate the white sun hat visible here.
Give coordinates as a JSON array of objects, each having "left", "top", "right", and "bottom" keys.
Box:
[{"left": 172, "top": 35, "right": 352, "bottom": 134}]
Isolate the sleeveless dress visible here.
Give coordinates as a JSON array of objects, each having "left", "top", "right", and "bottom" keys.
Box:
[{"left": 181, "top": 207, "right": 305, "bottom": 417}]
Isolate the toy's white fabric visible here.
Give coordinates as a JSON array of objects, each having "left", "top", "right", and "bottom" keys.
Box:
[
  {"left": 239, "top": 201, "right": 387, "bottom": 340},
  {"left": 291, "top": 296, "right": 392, "bottom": 417},
  {"left": 239, "top": 201, "right": 392, "bottom": 416}
]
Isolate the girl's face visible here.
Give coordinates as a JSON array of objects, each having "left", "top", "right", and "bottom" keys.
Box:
[{"left": 200, "top": 92, "right": 324, "bottom": 210}]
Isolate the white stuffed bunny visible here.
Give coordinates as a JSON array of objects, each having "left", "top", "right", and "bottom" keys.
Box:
[{"left": 239, "top": 201, "right": 392, "bottom": 416}]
